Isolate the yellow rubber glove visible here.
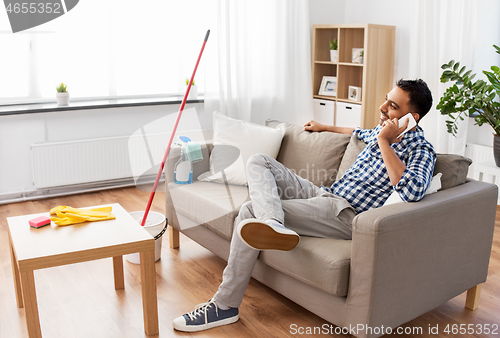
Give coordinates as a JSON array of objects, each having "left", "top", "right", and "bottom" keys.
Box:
[
  {"left": 50, "top": 206, "right": 116, "bottom": 226},
  {"left": 51, "top": 211, "right": 87, "bottom": 226},
  {"left": 50, "top": 206, "right": 113, "bottom": 216}
]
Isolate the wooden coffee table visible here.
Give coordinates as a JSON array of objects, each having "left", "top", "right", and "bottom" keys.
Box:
[{"left": 7, "top": 203, "right": 159, "bottom": 337}]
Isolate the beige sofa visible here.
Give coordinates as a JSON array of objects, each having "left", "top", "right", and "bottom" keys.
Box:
[{"left": 164, "top": 120, "right": 497, "bottom": 338}]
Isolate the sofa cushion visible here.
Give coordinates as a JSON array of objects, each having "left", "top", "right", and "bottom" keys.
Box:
[
  {"left": 259, "top": 237, "right": 351, "bottom": 296},
  {"left": 265, "top": 119, "right": 351, "bottom": 187},
  {"left": 198, "top": 112, "right": 286, "bottom": 186},
  {"left": 169, "top": 179, "right": 351, "bottom": 297},
  {"left": 433, "top": 154, "right": 472, "bottom": 190},
  {"left": 168, "top": 181, "right": 249, "bottom": 240}
]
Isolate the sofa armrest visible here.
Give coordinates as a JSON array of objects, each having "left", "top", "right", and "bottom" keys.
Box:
[{"left": 345, "top": 180, "right": 497, "bottom": 335}]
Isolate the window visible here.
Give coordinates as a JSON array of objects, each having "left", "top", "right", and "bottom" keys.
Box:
[
  {"left": 0, "top": 0, "right": 215, "bottom": 104},
  {"left": 0, "top": 35, "right": 29, "bottom": 99}
]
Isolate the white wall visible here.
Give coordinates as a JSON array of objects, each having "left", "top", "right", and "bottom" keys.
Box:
[
  {"left": 343, "top": 0, "right": 413, "bottom": 82},
  {"left": 309, "top": 0, "right": 345, "bottom": 25}
]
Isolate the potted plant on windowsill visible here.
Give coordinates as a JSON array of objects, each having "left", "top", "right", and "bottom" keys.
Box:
[
  {"left": 437, "top": 44, "right": 500, "bottom": 165},
  {"left": 329, "top": 39, "right": 338, "bottom": 63},
  {"left": 56, "top": 83, "right": 69, "bottom": 106},
  {"left": 186, "top": 78, "right": 197, "bottom": 100}
]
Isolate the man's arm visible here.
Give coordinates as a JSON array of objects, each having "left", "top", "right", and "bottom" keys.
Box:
[
  {"left": 378, "top": 139, "right": 406, "bottom": 185},
  {"left": 378, "top": 117, "right": 436, "bottom": 201},
  {"left": 377, "top": 118, "right": 409, "bottom": 185},
  {"left": 303, "top": 120, "right": 354, "bottom": 134}
]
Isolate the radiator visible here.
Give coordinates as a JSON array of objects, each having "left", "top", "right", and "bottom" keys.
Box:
[
  {"left": 31, "top": 134, "right": 169, "bottom": 189},
  {"left": 30, "top": 108, "right": 206, "bottom": 189},
  {"left": 465, "top": 143, "right": 500, "bottom": 203},
  {"left": 464, "top": 143, "right": 494, "bottom": 180}
]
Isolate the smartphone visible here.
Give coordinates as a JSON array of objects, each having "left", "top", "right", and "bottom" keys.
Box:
[{"left": 397, "top": 113, "right": 417, "bottom": 139}]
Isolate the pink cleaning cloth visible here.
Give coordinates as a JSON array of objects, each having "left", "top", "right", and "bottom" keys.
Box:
[{"left": 29, "top": 216, "right": 51, "bottom": 228}]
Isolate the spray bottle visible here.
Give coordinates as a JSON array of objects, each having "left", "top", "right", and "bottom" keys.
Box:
[{"left": 174, "top": 136, "right": 194, "bottom": 184}]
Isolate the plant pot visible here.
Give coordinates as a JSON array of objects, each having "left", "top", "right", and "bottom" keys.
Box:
[
  {"left": 56, "top": 92, "right": 69, "bottom": 106},
  {"left": 494, "top": 134, "right": 500, "bottom": 167},
  {"left": 359, "top": 56, "right": 364, "bottom": 64},
  {"left": 187, "top": 84, "right": 198, "bottom": 100},
  {"left": 330, "top": 50, "right": 338, "bottom": 63}
]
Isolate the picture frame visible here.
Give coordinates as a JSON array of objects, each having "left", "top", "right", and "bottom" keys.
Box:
[
  {"left": 348, "top": 86, "right": 362, "bottom": 101},
  {"left": 351, "top": 48, "right": 364, "bottom": 64},
  {"left": 318, "top": 76, "right": 337, "bottom": 97}
]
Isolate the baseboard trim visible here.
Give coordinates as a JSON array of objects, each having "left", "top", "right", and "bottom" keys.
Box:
[{"left": 0, "top": 175, "right": 163, "bottom": 205}]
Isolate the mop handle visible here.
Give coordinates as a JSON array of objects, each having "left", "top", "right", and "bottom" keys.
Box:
[{"left": 141, "top": 30, "right": 210, "bottom": 226}]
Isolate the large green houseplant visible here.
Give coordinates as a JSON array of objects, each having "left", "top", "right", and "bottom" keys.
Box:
[{"left": 437, "top": 44, "right": 500, "bottom": 165}]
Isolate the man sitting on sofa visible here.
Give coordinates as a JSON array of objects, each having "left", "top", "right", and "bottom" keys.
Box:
[{"left": 173, "top": 79, "right": 437, "bottom": 332}]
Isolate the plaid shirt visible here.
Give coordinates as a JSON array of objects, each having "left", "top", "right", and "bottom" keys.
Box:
[{"left": 328, "top": 125, "right": 436, "bottom": 214}]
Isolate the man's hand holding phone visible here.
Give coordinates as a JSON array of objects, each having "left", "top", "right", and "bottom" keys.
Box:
[
  {"left": 378, "top": 113, "right": 416, "bottom": 144},
  {"left": 397, "top": 113, "right": 417, "bottom": 139}
]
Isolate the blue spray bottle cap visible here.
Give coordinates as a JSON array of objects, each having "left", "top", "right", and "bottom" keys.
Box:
[{"left": 179, "top": 136, "right": 191, "bottom": 143}]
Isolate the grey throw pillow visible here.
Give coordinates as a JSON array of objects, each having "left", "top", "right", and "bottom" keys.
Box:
[
  {"left": 265, "top": 119, "right": 351, "bottom": 187},
  {"left": 433, "top": 154, "right": 472, "bottom": 190}
]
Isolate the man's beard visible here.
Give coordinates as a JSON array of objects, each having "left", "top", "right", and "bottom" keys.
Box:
[{"left": 379, "top": 111, "right": 390, "bottom": 126}]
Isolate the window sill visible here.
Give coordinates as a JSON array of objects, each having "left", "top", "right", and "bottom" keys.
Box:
[{"left": 0, "top": 95, "right": 204, "bottom": 116}]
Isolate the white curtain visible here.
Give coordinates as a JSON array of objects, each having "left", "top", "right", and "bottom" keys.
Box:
[
  {"left": 409, "top": 0, "right": 477, "bottom": 155},
  {"left": 204, "top": 0, "right": 313, "bottom": 129}
]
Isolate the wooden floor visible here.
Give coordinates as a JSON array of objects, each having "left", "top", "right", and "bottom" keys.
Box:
[{"left": 1, "top": 186, "right": 499, "bottom": 338}]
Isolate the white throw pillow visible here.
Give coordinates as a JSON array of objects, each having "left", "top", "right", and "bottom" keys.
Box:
[
  {"left": 425, "top": 172, "right": 442, "bottom": 195},
  {"left": 197, "top": 112, "right": 286, "bottom": 185},
  {"left": 383, "top": 173, "right": 442, "bottom": 206}
]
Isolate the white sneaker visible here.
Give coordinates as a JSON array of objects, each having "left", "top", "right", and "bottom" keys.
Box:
[{"left": 237, "top": 219, "right": 299, "bottom": 251}]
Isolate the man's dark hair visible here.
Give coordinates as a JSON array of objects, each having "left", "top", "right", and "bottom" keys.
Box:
[{"left": 396, "top": 79, "right": 433, "bottom": 120}]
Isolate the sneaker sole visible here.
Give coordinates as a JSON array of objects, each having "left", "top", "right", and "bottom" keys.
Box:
[
  {"left": 173, "top": 314, "right": 239, "bottom": 332},
  {"left": 238, "top": 220, "right": 299, "bottom": 251}
]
